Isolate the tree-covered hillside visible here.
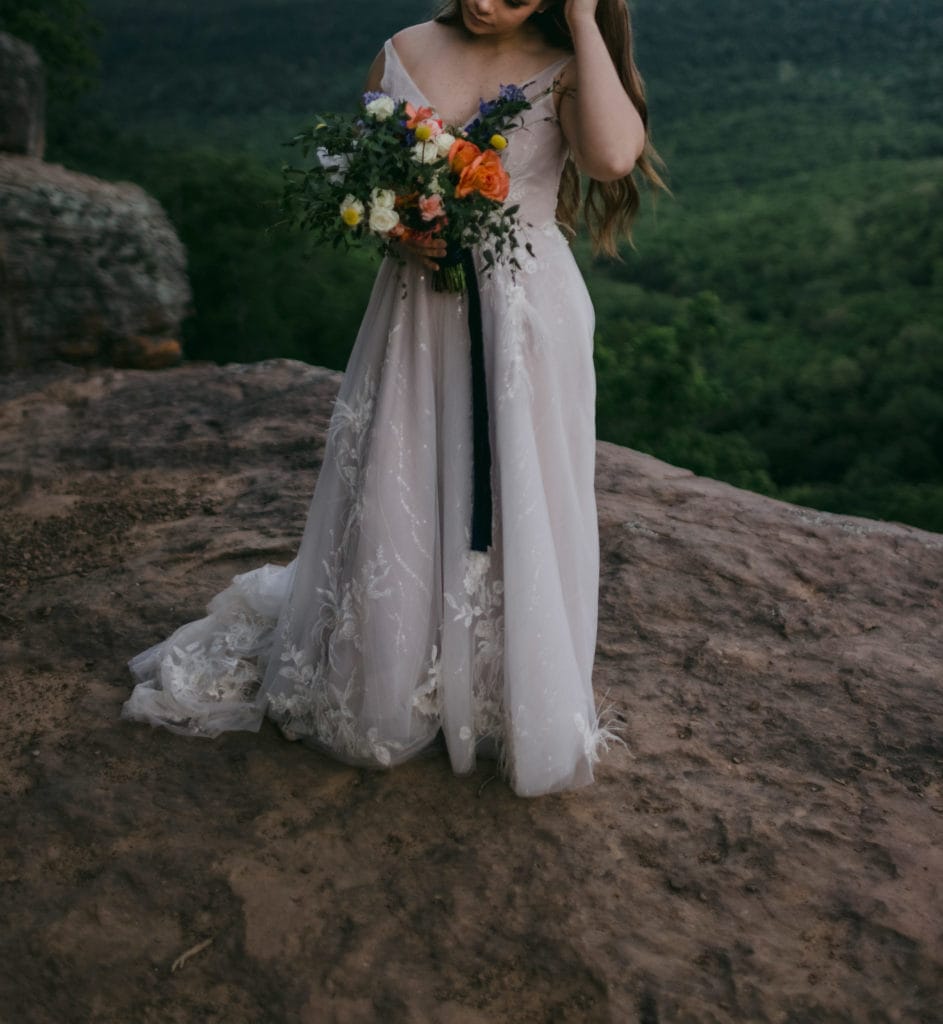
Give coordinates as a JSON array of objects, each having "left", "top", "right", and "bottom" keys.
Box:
[
  {"left": 14, "top": 0, "right": 943, "bottom": 530},
  {"left": 66, "top": 0, "right": 943, "bottom": 181}
]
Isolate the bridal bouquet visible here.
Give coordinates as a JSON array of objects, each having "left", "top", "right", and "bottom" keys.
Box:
[{"left": 279, "top": 84, "right": 539, "bottom": 292}]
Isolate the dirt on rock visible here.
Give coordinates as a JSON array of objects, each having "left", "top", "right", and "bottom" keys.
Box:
[{"left": 1, "top": 359, "right": 941, "bottom": 1023}]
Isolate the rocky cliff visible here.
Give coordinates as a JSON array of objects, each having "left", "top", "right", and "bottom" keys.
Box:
[
  {"left": 1, "top": 359, "right": 940, "bottom": 1022},
  {"left": 0, "top": 33, "right": 190, "bottom": 371},
  {"left": 0, "top": 32, "right": 45, "bottom": 159}
]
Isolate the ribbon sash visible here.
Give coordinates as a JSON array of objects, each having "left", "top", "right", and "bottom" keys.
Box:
[{"left": 460, "top": 250, "right": 493, "bottom": 552}]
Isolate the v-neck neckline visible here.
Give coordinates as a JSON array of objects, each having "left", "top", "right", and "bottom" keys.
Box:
[{"left": 385, "top": 38, "right": 571, "bottom": 128}]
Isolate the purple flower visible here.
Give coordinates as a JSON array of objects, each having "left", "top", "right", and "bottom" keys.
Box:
[
  {"left": 362, "top": 90, "right": 387, "bottom": 104},
  {"left": 498, "top": 84, "right": 526, "bottom": 103}
]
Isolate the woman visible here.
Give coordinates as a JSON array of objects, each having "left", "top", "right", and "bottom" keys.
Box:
[{"left": 123, "top": 0, "right": 666, "bottom": 797}]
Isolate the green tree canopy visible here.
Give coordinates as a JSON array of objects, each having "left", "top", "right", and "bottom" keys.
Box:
[{"left": 0, "top": 0, "right": 102, "bottom": 111}]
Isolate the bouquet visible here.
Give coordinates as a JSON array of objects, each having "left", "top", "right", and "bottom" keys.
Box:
[{"left": 279, "top": 84, "right": 540, "bottom": 293}]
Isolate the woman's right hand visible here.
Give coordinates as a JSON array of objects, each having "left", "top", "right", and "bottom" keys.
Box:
[{"left": 392, "top": 229, "right": 447, "bottom": 272}]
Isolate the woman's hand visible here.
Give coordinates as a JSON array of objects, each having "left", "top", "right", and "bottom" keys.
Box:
[
  {"left": 392, "top": 230, "right": 447, "bottom": 273},
  {"left": 563, "top": 0, "right": 599, "bottom": 29},
  {"left": 557, "top": 0, "right": 646, "bottom": 181}
]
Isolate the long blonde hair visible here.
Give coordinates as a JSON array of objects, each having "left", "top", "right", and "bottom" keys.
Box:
[{"left": 434, "top": 0, "right": 669, "bottom": 256}]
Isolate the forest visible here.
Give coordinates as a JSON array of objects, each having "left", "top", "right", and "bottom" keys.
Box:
[{"left": 5, "top": 0, "right": 942, "bottom": 530}]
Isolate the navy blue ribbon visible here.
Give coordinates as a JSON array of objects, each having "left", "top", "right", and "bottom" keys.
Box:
[{"left": 460, "top": 250, "right": 493, "bottom": 552}]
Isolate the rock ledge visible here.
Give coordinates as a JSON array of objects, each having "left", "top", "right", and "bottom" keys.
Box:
[{"left": 1, "top": 359, "right": 940, "bottom": 1023}]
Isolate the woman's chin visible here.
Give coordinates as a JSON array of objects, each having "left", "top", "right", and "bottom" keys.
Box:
[{"left": 461, "top": 9, "right": 491, "bottom": 33}]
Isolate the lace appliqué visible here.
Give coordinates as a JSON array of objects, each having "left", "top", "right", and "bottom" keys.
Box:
[
  {"left": 155, "top": 606, "right": 272, "bottom": 734},
  {"left": 499, "top": 279, "right": 533, "bottom": 405},
  {"left": 270, "top": 641, "right": 399, "bottom": 766},
  {"left": 267, "top": 371, "right": 406, "bottom": 767},
  {"left": 496, "top": 225, "right": 564, "bottom": 406},
  {"left": 411, "top": 643, "right": 442, "bottom": 719},
  {"left": 443, "top": 549, "right": 507, "bottom": 747}
]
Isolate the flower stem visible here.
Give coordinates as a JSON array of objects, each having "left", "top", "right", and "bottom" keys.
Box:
[{"left": 432, "top": 264, "right": 467, "bottom": 293}]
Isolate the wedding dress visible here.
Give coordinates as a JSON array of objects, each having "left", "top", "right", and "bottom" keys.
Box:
[{"left": 123, "top": 39, "right": 619, "bottom": 797}]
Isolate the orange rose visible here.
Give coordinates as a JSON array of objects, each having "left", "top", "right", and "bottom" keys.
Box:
[
  {"left": 454, "top": 149, "right": 510, "bottom": 202},
  {"left": 448, "top": 138, "right": 482, "bottom": 175}
]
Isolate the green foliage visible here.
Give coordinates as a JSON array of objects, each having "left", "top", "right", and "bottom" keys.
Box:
[
  {"left": 592, "top": 287, "right": 775, "bottom": 493},
  {"left": 0, "top": 0, "right": 103, "bottom": 115},
  {"left": 55, "top": 118, "right": 377, "bottom": 369},
  {"left": 586, "top": 159, "right": 943, "bottom": 530},
  {"left": 45, "top": 0, "right": 943, "bottom": 532}
]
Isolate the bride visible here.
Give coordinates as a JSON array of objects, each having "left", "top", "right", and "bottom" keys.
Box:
[{"left": 122, "top": 0, "right": 667, "bottom": 797}]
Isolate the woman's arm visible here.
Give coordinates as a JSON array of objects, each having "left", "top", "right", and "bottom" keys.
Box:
[
  {"left": 364, "top": 48, "right": 385, "bottom": 93},
  {"left": 557, "top": 0, "right": 646, "bottom": 181}
]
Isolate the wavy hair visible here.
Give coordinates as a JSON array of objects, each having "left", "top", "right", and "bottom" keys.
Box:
[{"left": 433, "top": 0, "right": 669, "bottom": 256}]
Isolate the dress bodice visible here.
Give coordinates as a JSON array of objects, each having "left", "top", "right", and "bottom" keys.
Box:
[{"left": 381, "top": 39, "right": 572, "bottom": 231}]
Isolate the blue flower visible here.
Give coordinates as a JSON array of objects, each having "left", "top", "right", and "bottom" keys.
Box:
[
  {"left": 362, "top": 90, "right": 387, "bottom": 104},
  {"left": 498, "top": 84, "right": 526, "bottom": 103}
]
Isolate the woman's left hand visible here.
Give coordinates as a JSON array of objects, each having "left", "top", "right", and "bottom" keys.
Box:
[
  {"left": 563, "top": 0, "right": 599, "bottom": 29},
  {"left": 557, "top": 0, "right": 646, "bottom": 180}
]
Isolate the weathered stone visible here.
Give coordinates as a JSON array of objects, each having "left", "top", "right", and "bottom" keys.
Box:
[
  {"left": 0, "top": 359, "right": 940, "bottom": 1021},
  {"left": 0, "top": 33, "right": 45, "bottom": 158},
  {"left": 0, "top": 154, "right": 190, "bottom": 371}
]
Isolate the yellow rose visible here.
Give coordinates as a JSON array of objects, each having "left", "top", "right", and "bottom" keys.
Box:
[
  {"left": 490, "top": 133, "right": 508, "bottom": 151},
  {"left": 414, "top": 123, "right": 433, "bottom": 142}
]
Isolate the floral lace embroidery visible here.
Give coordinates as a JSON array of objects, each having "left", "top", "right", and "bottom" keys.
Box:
[
  {"left": 499, "top": 279, "right": 532, "bottom": 404},
  {"left": 267, "top": 364, "right": 511, "bottom": 769},
  {"left": 411, "top": 644, "right": 442, "bottom": 719},
  {"left": 160, "top": 607, "right": 271, "bottom": 733},
  {"left": 267, "top": 370, "right": 407, "bottom": 766},
  {"left": 444, "top": 548, "right": 507, "bottom": 745},
  {"left": 269, "top": 642, "right": 400, "bottom": 766}
]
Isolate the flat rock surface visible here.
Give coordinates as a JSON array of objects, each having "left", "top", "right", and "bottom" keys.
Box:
[{"left": 1, "top": 359, "right": 940, "bottom": 1023}]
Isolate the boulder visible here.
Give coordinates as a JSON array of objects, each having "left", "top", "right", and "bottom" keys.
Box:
[
  {"left": 0, "top": 32, "right": 45, "bottom": 158},
  {"left": 0, "top": 154, "right": 191, "bottom": 371}
]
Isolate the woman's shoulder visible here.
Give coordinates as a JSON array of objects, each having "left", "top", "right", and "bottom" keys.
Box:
[
  {"left": 367, "top": 22, "right": 441, "bottom": 89},
  {"left": 390, "top": 20, "right": 453, "bottom": 60}
]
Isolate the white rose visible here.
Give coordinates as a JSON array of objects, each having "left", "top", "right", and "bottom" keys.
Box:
[
  {"left": 364, "top": 95, "right": 395, "bottom": 121},
  {"left": 370, "top": 187, "right": 396, "bottom": 210},
  {"left": 435, "top": 132, "right": 456, "bottom": 158},
  {"left": 411, "top": 140, "right": 441, "bottom": 165},
  {"left": 368, "top": 204, "right": 400, "bottom": 235}
]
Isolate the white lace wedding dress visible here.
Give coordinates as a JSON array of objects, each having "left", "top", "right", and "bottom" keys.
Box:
[{"left": 123, "top": 40, "right": 618, "bottom": 797}]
